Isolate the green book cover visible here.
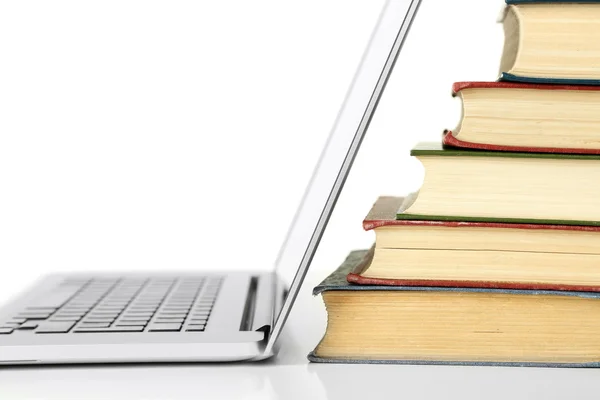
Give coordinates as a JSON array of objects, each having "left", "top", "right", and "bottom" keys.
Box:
[
  {"left": 398, "top": 143, "right": 600, "bottom": 226},
  {"left": 396, "top": 210, "right": 600, "bottom": 227},
  {"left": 413, "top": 142, "right": 600, "bottom": 160}
]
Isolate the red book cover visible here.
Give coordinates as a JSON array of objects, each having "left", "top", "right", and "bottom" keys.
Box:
[
  {"left": 348, "top": 197, "right": 600, "bottom": 292},
  {"left": 444, "top": 81, "right": 600, "bottom": 155}
]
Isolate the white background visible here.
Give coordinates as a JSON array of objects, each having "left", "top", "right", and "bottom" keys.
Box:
[{"left": 0, "top": 0, "right": 503, "bottom": 301}]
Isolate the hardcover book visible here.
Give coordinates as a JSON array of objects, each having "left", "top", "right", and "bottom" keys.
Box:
[
  {"left": 399, "top": 143, "right": 600, "bottom": 225},
  {"left": 309, "top": 250, "right": 600, "bottom": 367},
  {"left": 351, "top": 197, "right": 600, "bottom": 291},
  {"left": 499, "top": 3, "right": 600, "bottom": 85},
  {"left": 506, "top": 0, "right": 600, "bottom": 3},
  {"left": 443, "top": 82, "right": 600, "bottom": 154}
]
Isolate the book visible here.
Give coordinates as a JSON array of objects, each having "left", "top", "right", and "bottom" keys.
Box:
[
  {"left": 399, "top": 143, "right": 600, "bottom": 226},
  {"left": 500, "top": 3, "right": 600, "bottom": 85},
  {"left": 443, "top": 82, "right": 600, "bottom": 154},
  {"left": 309, "top": 250, "right": 600, "bottom": 367},
  {"left": 350, "top": 196, "right": 600, "bottom": 291}
]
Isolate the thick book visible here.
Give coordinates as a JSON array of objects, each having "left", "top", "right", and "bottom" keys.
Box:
[
  {"left": 399, "top": 143, "right": 600, "bottom": 226},
  {"left": 349, "top": 196, "right": 600, "bottom": 292},
  {"left": 443, "top": 82, "right": 600, "bottom": 154},
  {"left": 506, "top": 1, "right": 600, "bottom": 3},
  {"left": 309, "top": 250, "right": 600, "bottom": 367},
  {"left": 499, "top": 3, "right": 600, "bottom": 85}
]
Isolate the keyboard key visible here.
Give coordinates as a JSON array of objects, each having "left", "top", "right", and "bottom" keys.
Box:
[
  {"left": 186, "top": 326, "right": 205, "bottom": 332},
  {"left": 111, "top": 326, "right": 146, "bottom": 331},
  {"left": 148, "top": 323, "right": 181, "bottom": 332},
  {"left": 18, "top": 321, "right": 39, "bottom": 330},
  {"left": 17, "top": 312, "right": 52, "bottom": 319},
  {"left": 65, "top": 304, "right": 95, "bottom": 309},
  {"left": 2, "top": 319, "right": 25, "bottom": 326},
  {"left": 81, "top": 320, "right": 114, "bottom": 326},
  {"left": 88, "top": 316, "right": 119, "bottom": 321},
  {"left": 161, "top": 310, "right": 189, "bottom": 315},
  {"left": 84, "top": 315, "right": 116, "bottom": 320},
  {"left": 121, "top": 313, "right": 152, "bottom": 318},
  {"left": 79, "top": 322, "right": 111, "bottom": 328},
  {"left": 25, "top": 306, "right": 57, "bottom": 311},
  {"left": 74, "top": 326, "right": 144, "bottom": 333},
  {"left": 87, "top": 310, "right": 119, "bottom": 315},
  {"left": 93, "top": 310, "right": 123, "bottom": 314},
  {"left": 102, "top": 303, "right": 129, "bottom": 308},
  {"left": 36, "top": 321, "right": 76, "bottom": 334},
  {"left": 115, "top": 321, "right": 148, "bottom": 326},
  {"left": 50, "top": 316, "right": 82, "bottom": 322},
  {"left": 120, "top": 317, "right": 150, "bottom": 322},
  {"left": 124, "top": 310, "right": 154, "bottom": 315},
  {"left": 53, "top": 311, "right": 85, "bottom": 316},
  {"left": 190, "top": 311, "right": 210, "bottom": 317},
  {"left": 81, "top": 321, "right": 115, "bottom": 327},
  {"left": 131, "top": 303, "right": 160, "bottom": 308},
  {"left": 155, "top": 313, "right": 187, "bottom": 318},
  {"left": 54, "top": 308, "right": 87, "bottom": 313},
  {"left": 57, "top": 305, "right": 88, "bottom": 310},
  {"left": 154, "top": 318, "right": 184, "bottom": 324},
  {"left": 0, "top": 324, "right": 20, "bottom": 330},
  {"left": 122, "top": 315, "right": 153, "bottom": 320}
]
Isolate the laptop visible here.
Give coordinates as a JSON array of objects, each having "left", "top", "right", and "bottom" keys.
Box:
[{"left": 0, "top": 0, "right": 421, "bottom": 364}]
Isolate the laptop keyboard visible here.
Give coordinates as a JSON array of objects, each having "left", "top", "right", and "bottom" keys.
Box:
[{"left": 0, "top": 276, "right": 223, "bottom": 335}]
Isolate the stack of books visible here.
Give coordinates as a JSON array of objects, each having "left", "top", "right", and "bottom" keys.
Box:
[{"left": 309, "top": 1, "right": 600, "bottom": 367}]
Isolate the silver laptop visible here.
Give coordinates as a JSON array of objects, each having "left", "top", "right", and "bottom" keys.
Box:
[{"left": 0, "top": 0, "right": 421, "bottom": 364}]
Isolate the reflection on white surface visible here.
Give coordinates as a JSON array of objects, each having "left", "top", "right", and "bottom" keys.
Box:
[
  {"left": 310, "top": 364, "right": 600, "bottom": 400},
  {"left": 308, "top": 364, "right": 600, "bottom": 400},
  {"left": 0, "top": 282, "right": 326, "bottom": 400},
  {"left": 2, "top": 284, "right": 600, "bottom": 400}
]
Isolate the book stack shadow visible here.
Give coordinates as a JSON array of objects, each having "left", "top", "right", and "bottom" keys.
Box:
[{"left": 309, "top": 1, "right": 600, "bottom": 367}]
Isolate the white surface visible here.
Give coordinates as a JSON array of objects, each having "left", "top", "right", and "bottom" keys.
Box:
[
  {"left": 1, "top": 1, "right": 589, "bottom": 398},
  {"left": 0, "top": 0, "right": 503, "bottom": 300},
  {"left": 1, "top": 279, "right": 600, "bottom": 399}
]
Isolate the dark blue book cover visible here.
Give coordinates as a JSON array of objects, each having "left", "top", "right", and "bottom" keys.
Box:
[{"left": 500, "top": 73, "right": 600, "bottom": 86}]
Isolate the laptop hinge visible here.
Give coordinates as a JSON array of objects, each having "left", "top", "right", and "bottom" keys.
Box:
[{"left": 241, "top": 274, "right": 275, "bottom": 334}]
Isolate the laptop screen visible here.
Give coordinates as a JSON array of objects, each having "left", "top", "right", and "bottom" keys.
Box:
[{"left": 266, "top": 0, "right": 422, "bottom": 351}]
